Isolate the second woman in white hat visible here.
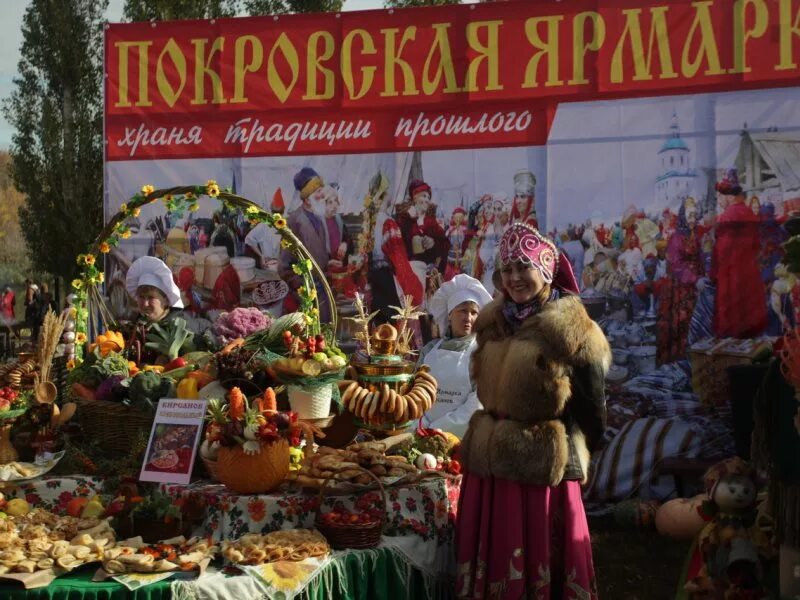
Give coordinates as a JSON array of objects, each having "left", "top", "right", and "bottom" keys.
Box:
[{"left": 415, "top": 274, "right": 492, "bottom": 437}]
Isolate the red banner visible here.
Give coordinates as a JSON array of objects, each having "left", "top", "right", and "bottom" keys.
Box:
[{"left": 105, "top": 0, "right": 800, "bottom": 159}]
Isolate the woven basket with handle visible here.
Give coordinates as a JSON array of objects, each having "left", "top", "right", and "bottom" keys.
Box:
[
  {"left": 71, "top": 388, "right": 155, "bottom": 457},
  {"left": 315, "top": 466, "right": 386, "bottom": 549}
]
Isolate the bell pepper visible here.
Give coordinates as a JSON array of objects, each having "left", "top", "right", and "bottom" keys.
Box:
[
  {"left": 142, "top": 365, "right": 164, "bottom": 373},
  {"left": 164, "top": 357, "right": 187, "bottom": 372},
  {"left": 185, "top": 370, "right": 214, "bottom": 389},
  {"left": 176, "top": 377, "right": 200, "bottom": 400}
]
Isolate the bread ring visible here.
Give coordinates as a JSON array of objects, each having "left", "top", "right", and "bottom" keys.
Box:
[
  {"left": 386, "top": 389, "right": 398, "bottom": 416},
  {"left": 379, "top": 384, "right": 391, "bottom": 413},
  {"left": 401, "top": 396, "right": 413, "bottom": 421},
  {"left": 417, "top": 364, "right": 431, "bottom": 374},
  {"left": 408, "top": 385, "right": 430, "bottom": 405},
  {"left": 360, "top": 392, "right": 374, "bottom": 420},
  {"left": 352, "top": 387, "right": 369, "bottom": 417},
  {"left": 415, "top": 371, "right": 437, "bottom": 386},
  {"left": 414, "top": 379, "right": 437, "bottom": 397},
  {"left": 368, "top": 390, "right": 381, "bottom": 419},
  {"left": 342, "top": 381, "right": 359, "bottom": 409},
  {"left": 393, "top": 394, "right": 406, "bottom": 422}
]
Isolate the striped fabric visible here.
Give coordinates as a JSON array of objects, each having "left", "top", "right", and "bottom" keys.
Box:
[
  {"left": 583, "top": 416, "right": 702, "bottom": 504},
  {"left": 688, "top": 284, "right": 715, "bottom": 348}
]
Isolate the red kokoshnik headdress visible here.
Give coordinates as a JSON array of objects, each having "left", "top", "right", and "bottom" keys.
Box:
[{"left": 499, "top": 223, "right": 580, "bottom": 295}]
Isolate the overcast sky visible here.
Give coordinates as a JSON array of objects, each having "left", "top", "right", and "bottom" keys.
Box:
[{"left": 0, "top": 0, "right": 385, "bottom": 149}]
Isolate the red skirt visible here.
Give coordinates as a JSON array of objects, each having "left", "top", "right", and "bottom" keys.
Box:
[{"left": 455, "top": 474, "right": 598, "bottom": 600}]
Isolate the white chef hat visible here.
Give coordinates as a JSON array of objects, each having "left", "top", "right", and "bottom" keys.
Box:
[
  {"left": 429, "top": 274, "right": 492, "bottom": 335},
  {"left": 126, "top": 256, "right": 184, "bottom": 308}
]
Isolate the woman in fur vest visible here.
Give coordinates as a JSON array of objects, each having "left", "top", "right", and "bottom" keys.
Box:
[{"left": 456, "top": 223, "right": 611, "bottom": 599}]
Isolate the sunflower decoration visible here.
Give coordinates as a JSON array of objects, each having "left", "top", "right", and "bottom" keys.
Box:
[{"left": 206, "top": 179, "right": 221, "bottom": 197}]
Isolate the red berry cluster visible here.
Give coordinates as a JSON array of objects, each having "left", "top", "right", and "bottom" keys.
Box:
[{"left": 282, "top": 331, "right": 327, "bottom": 356}]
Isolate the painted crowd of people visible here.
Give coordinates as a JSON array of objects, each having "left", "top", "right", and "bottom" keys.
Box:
[{"left": 548, "top": 168, "right": 782, "bottom": 365}]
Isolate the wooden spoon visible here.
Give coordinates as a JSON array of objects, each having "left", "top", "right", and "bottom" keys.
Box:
[
  {"left": 56, "top": 402, "right": 76, "bottom": 427},
  {"left": 35, "top": 381, "right": 58, "bottom": 405}
]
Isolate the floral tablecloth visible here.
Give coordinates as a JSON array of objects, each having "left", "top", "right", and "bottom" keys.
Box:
[
  {"left": 4, "top": 475, "right": 104, "bottom": 511},
  {"left": 159, "top": 477, "right": 461, "bottom": 547}
]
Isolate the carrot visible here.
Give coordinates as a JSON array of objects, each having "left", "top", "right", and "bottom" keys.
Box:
[
  {"left": 228, "top": 386, "right": 245, "bottom": 420},
  {"left": 71, "top": 383, "right": 96, "bottom": 401},
  {"left": 221, "top": 337, "right": 245, "bottom": 354},
  {"left": 257, "top": 387, "right": 277, "bottom": 413}
]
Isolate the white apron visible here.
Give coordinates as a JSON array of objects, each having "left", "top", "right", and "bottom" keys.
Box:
[{"left": 420, "top": 339, "right": 476, "bottom": 430}]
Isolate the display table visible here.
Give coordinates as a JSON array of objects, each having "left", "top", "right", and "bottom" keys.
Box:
[
  {"left": 0, "top": 544, "right": 452, "bottom": 600},
  {"left": 2, "top": 476, "right": 459, "bottom": 599},
  {"left": 159, "top": 477, "right": 460, "bottom": 545}
]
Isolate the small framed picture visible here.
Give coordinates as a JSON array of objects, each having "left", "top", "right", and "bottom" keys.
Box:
[{"left": 140, "top": 399, "right": 207, "bottom": 485}]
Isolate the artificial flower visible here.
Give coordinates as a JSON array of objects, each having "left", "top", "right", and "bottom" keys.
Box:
[
  {"left": 66, "top": 359, "right": 75, "bottom": 370},
  {"left": 97, "top": 272, "right": 105, "bottom": 283},
  {"left": 189, "top": 203, "right": 199, "bottom": 212},
  {"left": 99, "top": 242, "right": 111, "bottom": 254},
  {"left": 184, "top": 191, "right": 195, "bottom": 200},
  {"left": 207, "top": 183, "right": 220, "bottom": 198},
  {"left": 71, "top": 279, "right": 83, "bottom": 290},
  {"left": 274, "top": 216, "right": 287, "bottom": 229},
  {"left": 308, "top": 288, "right": 317, "bottom": 300},
  {"left": 84, "top": 254, "right": 96, "bottom": 266},
  {"left": 246, "top": 205, "right": 260, "bottom": 215},
  {"left": 280, "top": 238, "right": 291, "bottom": 249},
  {"left": 141, "top": 184, "right": 154, "bottom": 196},
  {"left": 75, "top": 332, "right": 87, "bottom": 344},
  {"left": 121, "top": 230, "right": 131, "bottom": 239},
  {"left": 119, "top": 203, "right": 128, "bottom": 214},
  {"left": 162, "top": 193, "right": 173, "bottom": 203},
  {"left": 132, "top": 207, "right": 141, "bottom": 217}
]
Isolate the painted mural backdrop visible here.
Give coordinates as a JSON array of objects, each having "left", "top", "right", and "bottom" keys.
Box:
[{"left": 103, "top": 0, "right": 800, "bottom": 378}]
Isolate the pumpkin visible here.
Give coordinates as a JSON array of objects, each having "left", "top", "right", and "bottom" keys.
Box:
[
  {"left": 87, "top": 330, "right": 125, "bottom": 357},
  {"left": 655, "top": 495, "right": 706, "bottom": 540},
  {"left": 215, "top": 439, "right": 290, "bottom": 494}
]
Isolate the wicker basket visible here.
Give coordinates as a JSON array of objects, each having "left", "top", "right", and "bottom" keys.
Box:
[
  {"left": 315, "top": 466, "right": 385, "bottom": 549},
  {"left": 689, "top": 344, "right": 756, "bottom": 410},
  {"left": 288, "top": 384, "right": 332, "bottom": 419},
  {"left": 71, "top": 389, "right": 155, "bottom": 457},
  {"left": 215, "top": 439, "right": 290, "bottom": 494}
]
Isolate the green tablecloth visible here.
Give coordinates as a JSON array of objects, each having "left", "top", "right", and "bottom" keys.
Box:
[
  {"left": 0, "top": 547, "right": 452, "bottom": 600},
  {"left": 0, "top": 567, "right": 171, "bottom": 600}
]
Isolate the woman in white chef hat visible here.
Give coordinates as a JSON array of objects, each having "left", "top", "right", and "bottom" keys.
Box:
[
  {"left": 125, "top": 256, "right": 184, "bottom": 362},
  {"left": 126, "top": 256, "right": 184, "bottom": 323},
  {"left": 416, "top": 274, "right": 492, "bottom": 437}
]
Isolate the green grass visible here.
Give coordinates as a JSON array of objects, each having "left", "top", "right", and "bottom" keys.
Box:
[{"left": 591, "top": 516, "right": 691, "bottom": 600}]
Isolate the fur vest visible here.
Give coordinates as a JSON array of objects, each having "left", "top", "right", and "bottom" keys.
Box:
[{"left": 461, "top": 295, "right": 611, "bottom": 486}]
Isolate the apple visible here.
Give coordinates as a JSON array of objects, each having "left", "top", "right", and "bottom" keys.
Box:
[{"left": 66, "top": 497, "right": 89, "bottom": 518}]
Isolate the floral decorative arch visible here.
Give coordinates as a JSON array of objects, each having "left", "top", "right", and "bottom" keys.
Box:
[{"left": 71, "top": 181, "right": 336, "bottom": 349}]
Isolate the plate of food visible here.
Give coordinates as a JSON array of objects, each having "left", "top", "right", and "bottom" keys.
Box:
[
  {"left": 149, "top": 450, "right": 180, "bottom": 470},
  {"left": 252, "top": 280, "right": 289, "bottom": 306}
]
